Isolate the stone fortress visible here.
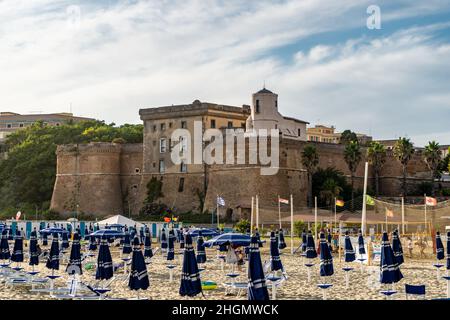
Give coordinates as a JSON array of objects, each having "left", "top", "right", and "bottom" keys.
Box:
[{"left": 50, "top": 88, "right": 435, "bottom": 220}]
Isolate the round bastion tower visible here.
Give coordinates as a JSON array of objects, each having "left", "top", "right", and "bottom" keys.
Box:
[{"left": 50, "top": 143, "right": 123, "bottom": 217}]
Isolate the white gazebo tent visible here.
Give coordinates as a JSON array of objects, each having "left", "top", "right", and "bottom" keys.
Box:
[{"left": 97, "top": 215, "right": 144, "bottom": 229}]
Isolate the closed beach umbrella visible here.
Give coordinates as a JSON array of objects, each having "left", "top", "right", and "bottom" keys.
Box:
[
  {"left": 84, "top": 227, "right": 90, "bottom": 240},
  {"left": 392, "top": 230, "right": 404, "bottom": 265},
  {"left": 179, "top": 228, "right": 185, "bottom": 249},
  {"left": 380, "top": 231, "right": 403, "bottom": 284},
  {"left": 255, "top": 229, "right": 263, "bottom": 248},
  {"left": 358, "top": 230, "right": 366, "bottom": 255},
  {"left": 447, "top": 231, "right": 450, "bottom": 270},
  {"left": 344, "top": 231, "right": 355, "bottom": 262},
  {"left": 144, "top": 231, "right": 153, "bottom": 259},
  {"left": 42, "top": 232, "right": 48, "bottom": 246},
  {"left": 0, "top": 229, "right": 10, "bottom": 261},
  {"left": 61, "top": 231, "right": 70, "bottom": 250},
  {"left": 122, "top": 232, "right": 132, "bottom": 255},
  {"left": 248, "top": 235, "right": 269, "bottom": 300},
  {"left": 436, "top": 231, "right": 445, "bottom": 260},
  {"left": 139, "top": 228, "right": 145, "bottom": 244},
  {"left": 196, "top": 233, "right": 206, "bottom": 264},
  {"left": 46, "top": 233, "right": 60, "bottom": 270},
  {"left": 305, "top": 231, "right": 317, "bottom": 259},
  {"left": 96, "top": 235, "right": 113, "bottom": 280},
  {"left": 167, "top": 229, "right": 175, "bottom": 261},
  {"left": 327, "top": 231, "right": 333, "bottom": 251},
  {"left": 301, "top": 230, "right": 307, "bottom": 253},
  {"left": 179, "top": 234, "right": 202, "bottom": 297},
  {"left": 319, "top": 231, "right": 334, "bottom": 276},
  {"left": 161, "top": 229, "right": 168, "bottom": 251},
  {"left": 29, "top": 230, "right": 39, "bottom": 266},
  {"left": 67, "top": 232, "right": 82, "bottom": 275},
  {"left": 278, "top": 229, "right": 286, "bottom": 250},
  {"left": 270, "top": 231, "right": 283, "bottom": 272},
  {"left": 11, "top": 230, "right": 24, "bottom": 263},
  {"left": 89, "top": 235, "right": 97, "bottom": 251},
  {"left": 129, "top": 236, "right": 150, "bottom": 291}
]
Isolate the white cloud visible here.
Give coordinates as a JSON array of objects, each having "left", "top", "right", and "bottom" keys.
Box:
[{"left": 0, "top": 0, "right": 449, "bottom": 147}]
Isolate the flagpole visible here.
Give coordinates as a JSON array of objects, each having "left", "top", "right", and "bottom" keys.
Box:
[
  {"left": 401, "top": 197, "right": 405, "bottom": 236},
  {"left": 250, "top": 196, "right": 254, "bottom": 234},
  {"left": 361, "top": 161, "right": 368, "bottom": 236},
  {"left": 334, "top": 197, "right": 337, "bottom": 236},
  {"left": 278, "top": 195, "right": 282, "bottom": 229},
  {"left": 424, "top": 194, "right": 427, "bottom": 235},
  {"left": 256, "top": 195, "right": 259, "bottom": 231},
  {"left": 290, "top": 194, "right": 294, "bottom": 255},
  {"left": 314, "top": 196, "right": 318, "bottom": 240},
  {"left": 216, "top": 194, "right": 220, "bottom": 229}
]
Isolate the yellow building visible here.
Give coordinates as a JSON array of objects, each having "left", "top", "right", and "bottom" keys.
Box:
[{"left": 307, "top": 125, "right": 338, "bottom": 143}]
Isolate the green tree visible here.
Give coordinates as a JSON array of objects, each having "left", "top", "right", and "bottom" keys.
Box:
[
  {"left": 344, "top": 141, "right": 362, "bottom": 211},
  {"left": 319, "top": 178, "right": 343, "bottom": 207},
  {"left": 301, "top": 144, "right": 319, "bottom": 207},
  {"left": 423, "top": 141, "right": 442, "bottom": 195},
  {"left": 367, "top": 141, "right": 387, "bottom": 197},
  {"left": 393, "top": 137, "right": 414, "bottom": 196},
  {"left": 340, "top": 130, "right": 358, "bottom": 145}
]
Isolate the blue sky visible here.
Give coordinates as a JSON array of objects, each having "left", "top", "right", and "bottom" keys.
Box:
[{"left": 1, "top": 0, "right": 450, "bottom": 146}]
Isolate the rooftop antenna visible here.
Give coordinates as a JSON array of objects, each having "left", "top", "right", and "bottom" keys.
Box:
[{"left": 263, "top": 80, "right": 266, "bottom": 89}]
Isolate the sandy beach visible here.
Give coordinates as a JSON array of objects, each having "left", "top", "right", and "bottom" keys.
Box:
[{"left": 0, "top": 238, "right": 447, "bottom": 300}]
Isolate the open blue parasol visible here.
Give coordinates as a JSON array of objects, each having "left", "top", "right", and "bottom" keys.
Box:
[{"left": 203, "top": 232, "right": 251, "bottom": 248}]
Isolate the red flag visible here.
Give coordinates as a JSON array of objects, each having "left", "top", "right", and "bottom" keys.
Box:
[
  {"left": 15, "top": 211, "right": 21, "bottom": 221},
  {"left": 278, "top": 197, "right": 289, "bottom": 204},
  {"left": 163, "top": 217, "right": 171, "bottom": 223},
  {"left": 425, "top": 196, "right": 437, "bottom": 206}
]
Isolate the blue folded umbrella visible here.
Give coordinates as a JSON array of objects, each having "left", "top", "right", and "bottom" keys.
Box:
[
  {"left": 11, "top": 230, "right": 24, "bottom": 263},
  {"left": 380, "top": 231, "right": 403, "bottom": 284},
  {"left": 89, "top": 235, "right": 97, "bottom": 251},
  {"left": 270, "top": 231, "right": 283, "bottom": 272},
  {"left": 167, "top": 229, "right": 176, "bottom": 261},
  {"left": 344, "top": 231, "right": 355, "bottom": 262},
  {"left": 84, "top": 227, "right": 90, "bottom": 240},
  {"left": 319, "top": 231, "right": 334, "bottom": 276},
  {"left": 42, "top": 232, "right": 48, "bottom": 246},
  {"left": 61, "top": 231, "right": 70, "bottom": 250},
  {"left": 179, "top": 234, "right": 202, "bottom": 297},
  {"left": 305, "top": 231, "right": 317, "bottom": 259},
  {"left": 129, "top": 236, "right": 150, "bottom": 291},
  {"left": 301, "top": 230, "right": 307, "bottom": 252},
  {"left": 122, "top": 232, "right": 132, "bottom": 255},
  {"left": 179, "top": 229, "right": 185, "bottom": 249},
  {"left": 327, "top": 231, "right": 333, "bottom": 251},
  {"left": 358, "top": 230, "right": 366, "bottom": 255},
  {"left": 46, "top": 233, "right": 60, "bottom": 270},
  {"left": 446, "top": 231, "right": 450, "bottom": 270},
  {"left": 436, "top": 231, "right": 445, "bottom": 260},
  {"left": 29, "top": 230, "right": 39, "bottom": 266},
  {"left": 96, "top": 235, "right": 113, "bottom": 280},
  {"left": 392, "top": 230, "right": 404, "bottom": 265},
  {"left": 67, "top": 232, "right": 82, "bottom": 275},
  {"left": 278, "top": 229, "right": 287, "bottom": 250},
  {"left": 255, "top": 229, "right": 263, "bottom": 248},
  {"left": 161, "top": 229, "right": 168, "bottom": 250},
  {"left": 0, "top": 229, "right": 10, "bottom": 260},
  {"left": 248, "top": 235, "right": 269, "bottom": 300},
  {"left": 144, "top": 231, "right": 153, "bottom": 258},
  {"left": 203, "top": 232, "right": 251, "bottom": 248},
  {"left": 196, "top": 233, "right": 206, "bottom": 264}
]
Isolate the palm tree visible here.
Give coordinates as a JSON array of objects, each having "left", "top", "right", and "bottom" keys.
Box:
[
  {"left": 301, "top": 144, "right": 319, "bottom": 207},
  {"left": 423, "top": 141, "right": 442, "bottom": 195},
  {"left": 344, "top": 141, "right": 362, "bottom": 211},
  {"left": 367, "top": 141, "right": 387, "bottom": 197},
  {"left": 319, "top": 178, "right": 343, "bottom": 207},
  {"left": 393, "top": 137, "right": 414, "bottom": 196}
]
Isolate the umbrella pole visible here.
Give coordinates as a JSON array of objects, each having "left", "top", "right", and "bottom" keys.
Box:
[
  {"left": 307, "top": 266, "right": 311, "bottom": 283},
  {"left": 345, "top": 272, "right": 349, "bottom": 289},
  {"left": 271, "top": 281, "right": 276, "bottom": 300}
]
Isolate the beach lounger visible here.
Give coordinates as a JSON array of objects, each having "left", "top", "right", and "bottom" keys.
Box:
[{"left": 405, "top": 284, "right": 426, "bottom": 300}]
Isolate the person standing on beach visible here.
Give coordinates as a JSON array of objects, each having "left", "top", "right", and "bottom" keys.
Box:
[{"left": 407, "top": 237, "right": 413, "bottom": 258}]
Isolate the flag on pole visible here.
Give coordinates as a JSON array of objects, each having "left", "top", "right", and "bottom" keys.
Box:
[
  {"left": 336, "top": 199, "right": 345, "bottom": 207},
  {"left": 217, "top": 196, "right": 225, "bottom": 207},
  {"left": 278, "top": 197, "right": 289, "bottom": 205},
  {"left": 172, "top": 217, "right": 178, "bottom": 222},
  {"left": 366, "top": 195, "right": 375, "bottom": 206},
  {"left": 163, "top": 217, "right": 171, "bottom": 223},
  {"left": 385, "top": 208, "right": 394, "bottom": 218},
  {"left": 15, "top": 211, "right": 21, "bottom": 221},
  {"left": 425, "top": 196, "right": 437, "bottom": 206}
]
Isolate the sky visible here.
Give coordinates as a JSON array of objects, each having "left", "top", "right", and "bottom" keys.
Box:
[{"left": 1, "top": 0, "right": 450, "bottom": 147}]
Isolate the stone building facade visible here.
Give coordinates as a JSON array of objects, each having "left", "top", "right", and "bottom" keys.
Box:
[{"left": 50, "top": 89, "right": 438, "bottom": 219}]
